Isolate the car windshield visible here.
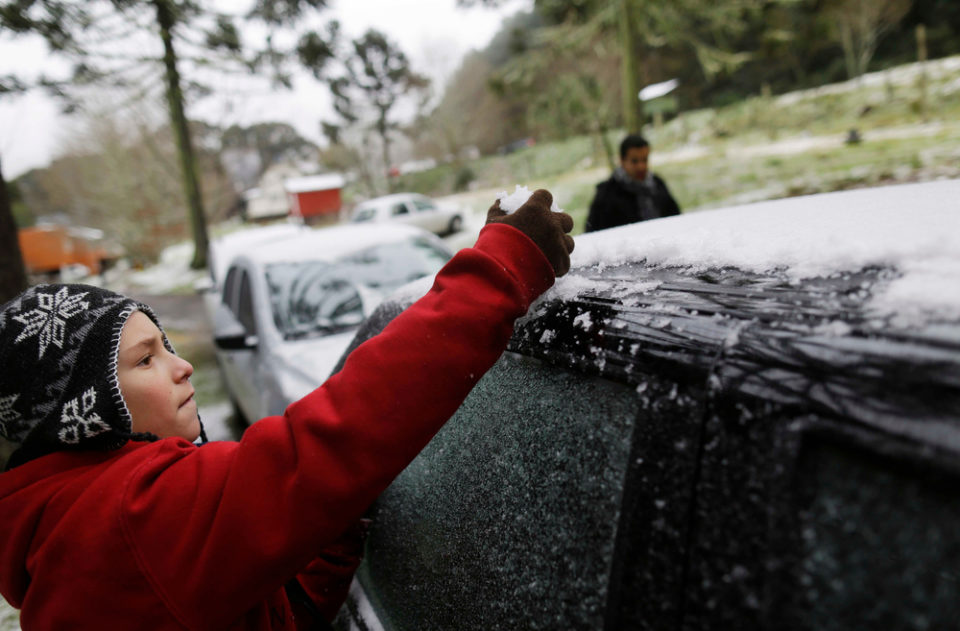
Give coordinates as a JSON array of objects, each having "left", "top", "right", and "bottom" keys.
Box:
[{"left": 265, "top": 237, "right": 450, "bottom": 339}]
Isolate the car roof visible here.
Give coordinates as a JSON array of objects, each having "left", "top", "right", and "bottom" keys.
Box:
[
  {"left": 342, "top": 180, "right": 960, "bottom": 433},
  {"left": 571, "top": 179, "right": 960, "bottom": 327},
  {"left": 209, "top": 222, "right": 310, "bottom": 285},
  {"left": 236, "top": 222, "right": 433, "bottom": 267}
]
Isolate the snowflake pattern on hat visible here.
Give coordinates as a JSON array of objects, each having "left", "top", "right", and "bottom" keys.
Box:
[
  {"left": 12, "top": 287, "right": 90, "bottom": 359},
  {"left": 58, "top": 387, "right": 110, "bottom": 444},
  {"left": 0, "top": 393, "right": 27, "bottom": 442},
  {"left": 0, "top": 283, "right": 194, "bottom": 465}
]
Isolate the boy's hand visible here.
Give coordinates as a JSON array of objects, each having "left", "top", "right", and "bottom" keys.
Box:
[{"left": 485, "top": 189, "right": 575, "bottom": 277}]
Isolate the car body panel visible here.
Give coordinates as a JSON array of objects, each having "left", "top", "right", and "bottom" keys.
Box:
[
  {"left": 333, "top": 180, "right": 960, "bottom": 630},
  {"left": 356, "top": 353, "right": 646, "bottom": 629}
]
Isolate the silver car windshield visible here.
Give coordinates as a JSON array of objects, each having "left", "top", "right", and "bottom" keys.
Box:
[{"left": 265, "top": 238, "right": 450, "bottom": 339}]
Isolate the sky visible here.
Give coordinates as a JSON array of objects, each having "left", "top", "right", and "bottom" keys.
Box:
[{"left": 0, "top": 0, "right": 531, "bottom": 179}]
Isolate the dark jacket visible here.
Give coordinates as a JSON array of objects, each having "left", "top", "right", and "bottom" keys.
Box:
[
  {"left": 585, "top": 172, "right": 680, "bottom": 232},
  {"left": 0, "top": 224, "right": 554, "bottom": 630}
]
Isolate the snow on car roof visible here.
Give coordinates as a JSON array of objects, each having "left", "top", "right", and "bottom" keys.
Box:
[
  {"left": 567, "top": 179, "right": 960, "bottom": 325},
  {"left": 209, "top": 222, "right": 310, "bottom": 285},
  {"left": 242, "top": 222, "right": 428, "bottom": 265}
]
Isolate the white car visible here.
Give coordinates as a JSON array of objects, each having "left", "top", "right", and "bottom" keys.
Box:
[
  {"left": 211, "top": 223, "right": 452, "bottom": 423},
  {"left": 349, "top": 193, "right": 465, "bottom": 236}
]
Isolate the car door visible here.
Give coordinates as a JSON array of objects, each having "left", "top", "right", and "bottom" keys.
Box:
[
  {"left": 215, "top": 266, "right": 243, "bottom": 408},
  {"left": 389, "top": 200, "right": 419, "bottom": 229},
  {"left": 344, "top": 353, "right": 649, "bottom": 630},
  {"left": 332, "top": 281, "right": 702, "bottom": 630},
  {"left": 681, "top": 321, "right": 960, "bottom": 630},
  {"left": 218, "top": 265, "right": 263, "bottom": 421},
  {"left": 410, "top": 197, "right": 443, "bottom": 233}
]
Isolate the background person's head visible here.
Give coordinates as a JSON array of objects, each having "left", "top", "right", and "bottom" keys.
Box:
[
  {"left": 0, "top": 284, "right": 199, "bottom": 468},
  {"left": 619, "top": 134, "right": 651, "bottom": 182}
]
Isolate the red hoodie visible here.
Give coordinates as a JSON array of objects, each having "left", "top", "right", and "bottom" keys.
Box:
[{"left": 0, "top": 224, "right": 554, "bottom": 630}]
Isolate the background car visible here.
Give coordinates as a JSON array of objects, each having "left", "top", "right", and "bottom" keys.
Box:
[
  {"left": 211, "top": 223, "right": 452, "bottom": 424},
  {"left": 349, "top": 192, "right": 465, "bottom": 236},
  {"left": 330, "top": 179, "right": 960, "bottom": 630}
]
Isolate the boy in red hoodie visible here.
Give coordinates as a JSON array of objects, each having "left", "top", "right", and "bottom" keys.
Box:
[{"left": 0, "top": 191, "right": 574, "bottom": 630}]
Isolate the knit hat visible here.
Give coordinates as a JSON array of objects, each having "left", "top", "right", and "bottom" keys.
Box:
[{"left": 0, "top": 284, "right": 176, "bottom": 467}]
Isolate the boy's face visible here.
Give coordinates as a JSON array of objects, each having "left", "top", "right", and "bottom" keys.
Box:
[
  {"left": 621, "top": 146, "right": 650, "bottom": 181},
  {"left": 117, "top": 311, "right": 200, "bottom": 441}
]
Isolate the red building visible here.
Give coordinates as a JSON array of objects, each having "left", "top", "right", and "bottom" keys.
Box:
[{"left": 285, "top": 174, "right": 346, "bottom": 222}]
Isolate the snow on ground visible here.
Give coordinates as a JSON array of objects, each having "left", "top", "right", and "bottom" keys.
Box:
[
  {"left": 775, "top": 55, "right": 960, "bottom": 106},
  {"left": 0, "top": 602, "right": 17, "bottom": 631},
  {"left": 122, "top": 241, "right": 208, "bottom": 294},
  {"left": 565, "top": 178, "right": 960, "bottom": 326}
]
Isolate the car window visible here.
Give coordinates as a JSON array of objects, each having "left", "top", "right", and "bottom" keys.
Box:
[
  {"left": 681, "top": 404, "right": 960, "bottom": 630},
  {"left": 781, "top": 437, "right": 960, "bottom": 628},
  {"left": 222, "top": 266, "right": 239, "bottom": 310},
  {"left": 351, "top": 207, "right": 377, "bottom": 223},
  {"left": 265, "top": 238, "right": 450, "bottom": 339},
  {"left": 357, "top": 353, "right": 644, "bottom": 630},
  {"left": 391, "top": 203, "right": 410, "bottom": 216},
  {"left": 412, "top": 199, "right": 435, "bottom": 212},
  {"left": 236, "top": 270, "right": 256, "bottom": 334},
  {"left": 279, "top": 273, "right": 363, "bottom": 339},
  {"left": 335, "top": 238, "right": 449, "bottom": 288}
]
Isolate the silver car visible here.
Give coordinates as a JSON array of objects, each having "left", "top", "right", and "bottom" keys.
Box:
[
  {"left": 349, "top": 193, "right": 465, "bottom": 236},
  {"left": 211, "top": 223, "right": 452, "bottom": 423}
]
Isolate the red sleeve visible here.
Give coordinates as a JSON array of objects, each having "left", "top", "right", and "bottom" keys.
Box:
[
  {"left": 293, "top": 519, "right": 370, "bottom": 623},
  {"left": 119, "top": 224, "right": 554, "bottom": 628}
]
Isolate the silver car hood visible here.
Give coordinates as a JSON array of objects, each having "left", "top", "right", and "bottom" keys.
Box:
[{"left": 271, "top": 330, "right": 358, "bottom": 403}]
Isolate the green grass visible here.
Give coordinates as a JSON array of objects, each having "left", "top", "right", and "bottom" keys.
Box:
[
  {"left": 361, "top": 56, "right": 960, "bottom": 225},
  {"left": 437, "top": 122, "right": 960, "bottom": 238},
  {"left": 659, "top": 129, "right": 960, "bottom": 211}
]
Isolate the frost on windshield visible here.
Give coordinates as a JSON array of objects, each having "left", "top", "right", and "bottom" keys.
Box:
[
  {"left": 265, "top": 238, "right": 449, "bottom": 339},
  {"left": 266, "top": 262, "right": 364, "bottom": 338}
]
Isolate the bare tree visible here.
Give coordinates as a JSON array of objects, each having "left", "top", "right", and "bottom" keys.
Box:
[
  {"left": 827, "top": 0, "right": 913, "bottom": 79},
  {"left": 302, "top": 28, "right": 430, "bottom": 193},
  {"left": 0, "top": 0, "right": 336, "bottom": 269}
]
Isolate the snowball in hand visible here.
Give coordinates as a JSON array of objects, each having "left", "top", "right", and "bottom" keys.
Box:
[{"left": 496, "top": 185, "right": 564, "bottom": 214}]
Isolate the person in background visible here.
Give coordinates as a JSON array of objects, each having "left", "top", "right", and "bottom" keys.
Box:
[
  {"left": 584, "top": 134, "right": 680, "bottom": 232},
  {"left": 0, "top": 190, "right": 574, "bottom": 630}
]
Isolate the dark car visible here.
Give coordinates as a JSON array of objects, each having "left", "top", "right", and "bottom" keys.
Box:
[{"left": 332, "top": 180, "right": 960, "bottom": 630}]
